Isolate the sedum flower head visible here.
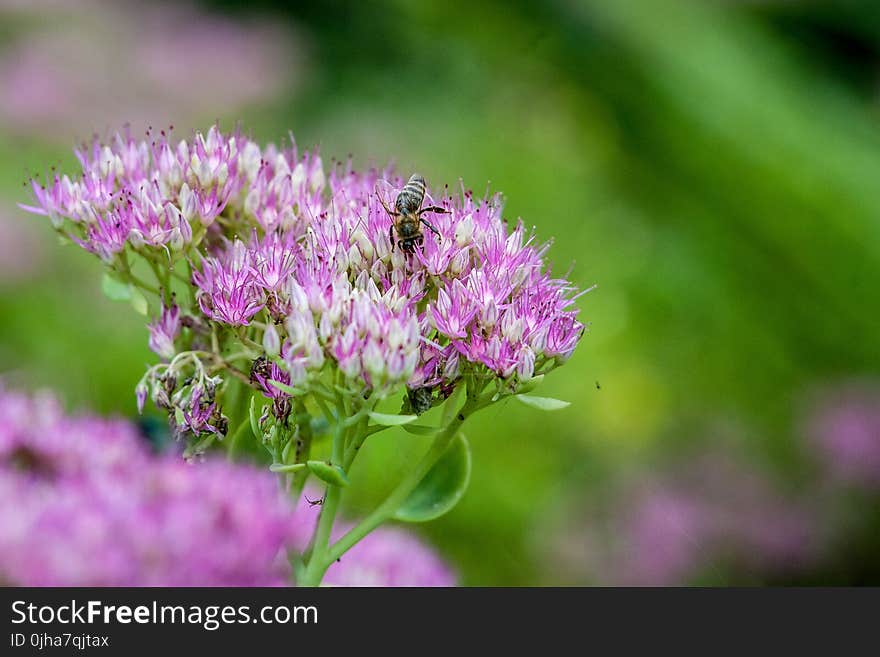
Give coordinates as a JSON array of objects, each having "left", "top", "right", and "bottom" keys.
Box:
[{"left": 22, "top": 124, "right": 589, "bottom": 452}]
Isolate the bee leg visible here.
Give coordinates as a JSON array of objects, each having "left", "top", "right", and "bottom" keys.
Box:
[
  {"left": 419, "top": 218, "right": 441, "bottom": 237},
  {"left": 377, "top": 191, "right": 398, "bottom": 218},
  {"left": 389, "top": 225, "right": 395, "bottom": 252},
  {"left": 418, "top": 205, "right": 450, "bottom": 216}
]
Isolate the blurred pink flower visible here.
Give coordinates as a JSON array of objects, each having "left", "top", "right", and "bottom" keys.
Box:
[
  {"left": 0, "top": 1, "right": 301, "bottom": 138},
  {"left": 0, "top": 385, "right": 295, "bottom": 586},
  {"left": 803, "top": 381, "right": 880, "bottom": 490},
  {"left": 549, "top": 448, "right": 820, "bottom": 586},
  {"left": 0, "top": 386, "right": 455, "bottom": 586}
]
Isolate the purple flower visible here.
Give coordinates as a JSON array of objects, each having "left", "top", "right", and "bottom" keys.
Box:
[
  {"left": 72, "top": 209, "right": 131, "bottom": 262},
  {"left": 321, "top": 527, "right": 455, "bottom": 587},
  {"left": 0, "top": 2, "right": 297, "bottom": 140},
  {"left": 251, "top": 359, "right": 292, "bottom": 403},
  {"left": 192, "top": 241, "right": 265, "bottom": 326},
  {"left": 429, "top": 281, "right": 477, "bottom": 339},
  {"left": 178, "top": 386, "right": 225, "bottom": 437},
  {"left": 147, "top": 302, "right": 181, "bottom": 360},
  {"left": 0, "top": 387, "right": 462, "bottom": 586},
  {"left": 802, "top": 381, "right": 880, "bottom": 490},
  {"left": 249, "top": 231, "right": 300, "bottom": 293},
  {"left": 0, "top": 386, "right": 294, "bottom": 586},
  {"left": 549, "top": 447, "right": 821, "bottom": 586},
  {"left": 23, "top": 123, "right": 587, "bottom": 419}
]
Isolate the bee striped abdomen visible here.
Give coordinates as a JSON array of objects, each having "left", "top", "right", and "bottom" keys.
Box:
[{"left": 395, "top": 174, "right": 426, "bottom": 214}]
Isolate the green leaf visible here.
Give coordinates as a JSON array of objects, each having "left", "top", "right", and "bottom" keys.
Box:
[
  {"left": 307, "top": 460, "right": 350, "bottom": 487},
  {"left": 101, "top": 272, "right": 131, "bottom": 301},
  {"left": 267, "top": 379, "right": 304, "bottom": 397},
  {"left": 368, "top": 412, "right": 418, "bottom": 426},
  {"left": 249, "top": 396, "right": 262, "bottom": 440},
  {"left": 129, "top": 287, "right": 148, "bottom": 315},
  {"left": 174, "top": 407, "right": 185, "bottom": 426},
  {"left": 227, "top": 417, "right": 252, "bottom": 460},
  {"left": 269, "top": 463, "right": 306, "bottom": 473},
  {"left": 402, "top": 424, "right": 442, "bottom": 436},
  {"left": 394, "top": 433, "right": 472, "bottom": 522},
  {"left": 515, "top": 394, "right": 571, "bottom": 411}
]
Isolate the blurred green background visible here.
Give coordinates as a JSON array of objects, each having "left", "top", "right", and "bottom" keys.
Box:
[{"left": 2, "top": 0, "right": 879, "bottom": 585}]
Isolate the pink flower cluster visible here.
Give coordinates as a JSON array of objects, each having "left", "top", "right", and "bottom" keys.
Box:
[
  {"left": 23, "top": 126, "right": 248, "bottom": 259},
  {"left": 0, "top": 2, "right": 297, "bottom": 139},
  {"left": 23, "top": 124, "right": 586, "bottom": 403},
  {"left": 552, "top": 448, "right": 820, "bottom": 586},
  {"left": 802, "top": 381, "right": 880, "bottom": 490},
  {"left": 0, "top": 386, "right": 294, "bottom": 586},
  {"left": 0, "top": 387, "right": 455, "bottom": 586}
]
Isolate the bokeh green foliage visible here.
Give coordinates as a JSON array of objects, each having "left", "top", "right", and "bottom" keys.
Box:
[{"left": 2, "top": 0, "right": 880, "bottom": 583}]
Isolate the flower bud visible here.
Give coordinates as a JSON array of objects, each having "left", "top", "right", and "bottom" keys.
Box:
[
  {"left": 501, "top": 313, "right": 524, "bottom": 343},
  {"left": 262, "top": 323, "right": 280, "bottom": 357},
  {"left": 99, "top": 146, "right": 115, "bottom": 178},
  {"left": 481, "top": 298, "right": 498, "bottom": 329},
  {"left": 363, "top": 341, "right": 385, "bottom": 381},
  {"left": 347, "top": 243, "right": 364, "bottom": 270},
  {"left": 169, "top": 227, "right": 185, "bottom": 251},
  {"left": 195, "top": 157, "right": 213, "bottom": 188},
  {"left": 386, "top": 318, "right": 405, "bottom": 350},
  {"left": 176, "top": 139, "right": 189, "bottom": 162},
  {"left": 449, "top": 250, "right": 469, "bottom": 276},
  {"left": 440, "top": 350, "right": 457, "bottom": 379},
  {"left": 178, "top": 183, "right": 197, "bottom": 222},
  {"left": 516, "top": 346, "right": 535, "bottom": 382},
  {"left": 338, "top": 353, "right": 361, "bottom": 379},
  {"left": 386, "top": 350, "right": 408, "bottom": 382},
  {"left": 307, "top": 344, "right": 325, "bottom": 369},
  {"left": 129, "top": 229, "right": 145, "bottom": 249},
  {"left": 310, "top": 160, "right": 326, "bottom": 192},
  {"left": 455, "top": 214, "right": 474, "bottom": 247},
  {"left": 529, "top": 325, "right": 548, "bottom": 354},
  {"left": 240, "top": 141, "right": 262, "bottom": 180},
  {"left": 135, "top": 381, "right": 148, "bottom": 414},
  {"left": 216, "top": 162, "right": 229, "bottom": 187},
  {"left": 290, "top": 162, "right": 305, "bottom": 187}
]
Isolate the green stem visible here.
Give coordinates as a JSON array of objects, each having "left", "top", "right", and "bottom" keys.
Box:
[
  {"left": 297, "top": 376, "right": 489, "bottom": 586},
  {"left": 289, "top": 400, "right": 313, "bottom": 499},
  {"left": 343, "top": 415, "right": 372, "bottom": 469},
  {"left": 323, "top": 391, "right": 484, "bottom": 571},
  {"left": 299, "top": 399, "right": 347, "bottom": 586}
]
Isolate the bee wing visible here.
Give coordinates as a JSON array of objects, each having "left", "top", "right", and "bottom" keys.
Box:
[
  {"left": 421, "top": 177, "right": 450, "bottom": 213},
  {"left": 373, "top": 177, "right": 399, "bottom": 206}
]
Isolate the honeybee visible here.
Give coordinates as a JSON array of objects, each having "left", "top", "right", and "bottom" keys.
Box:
[{"left": 379, "top": 173, "right": 449, "bottom": 253}]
